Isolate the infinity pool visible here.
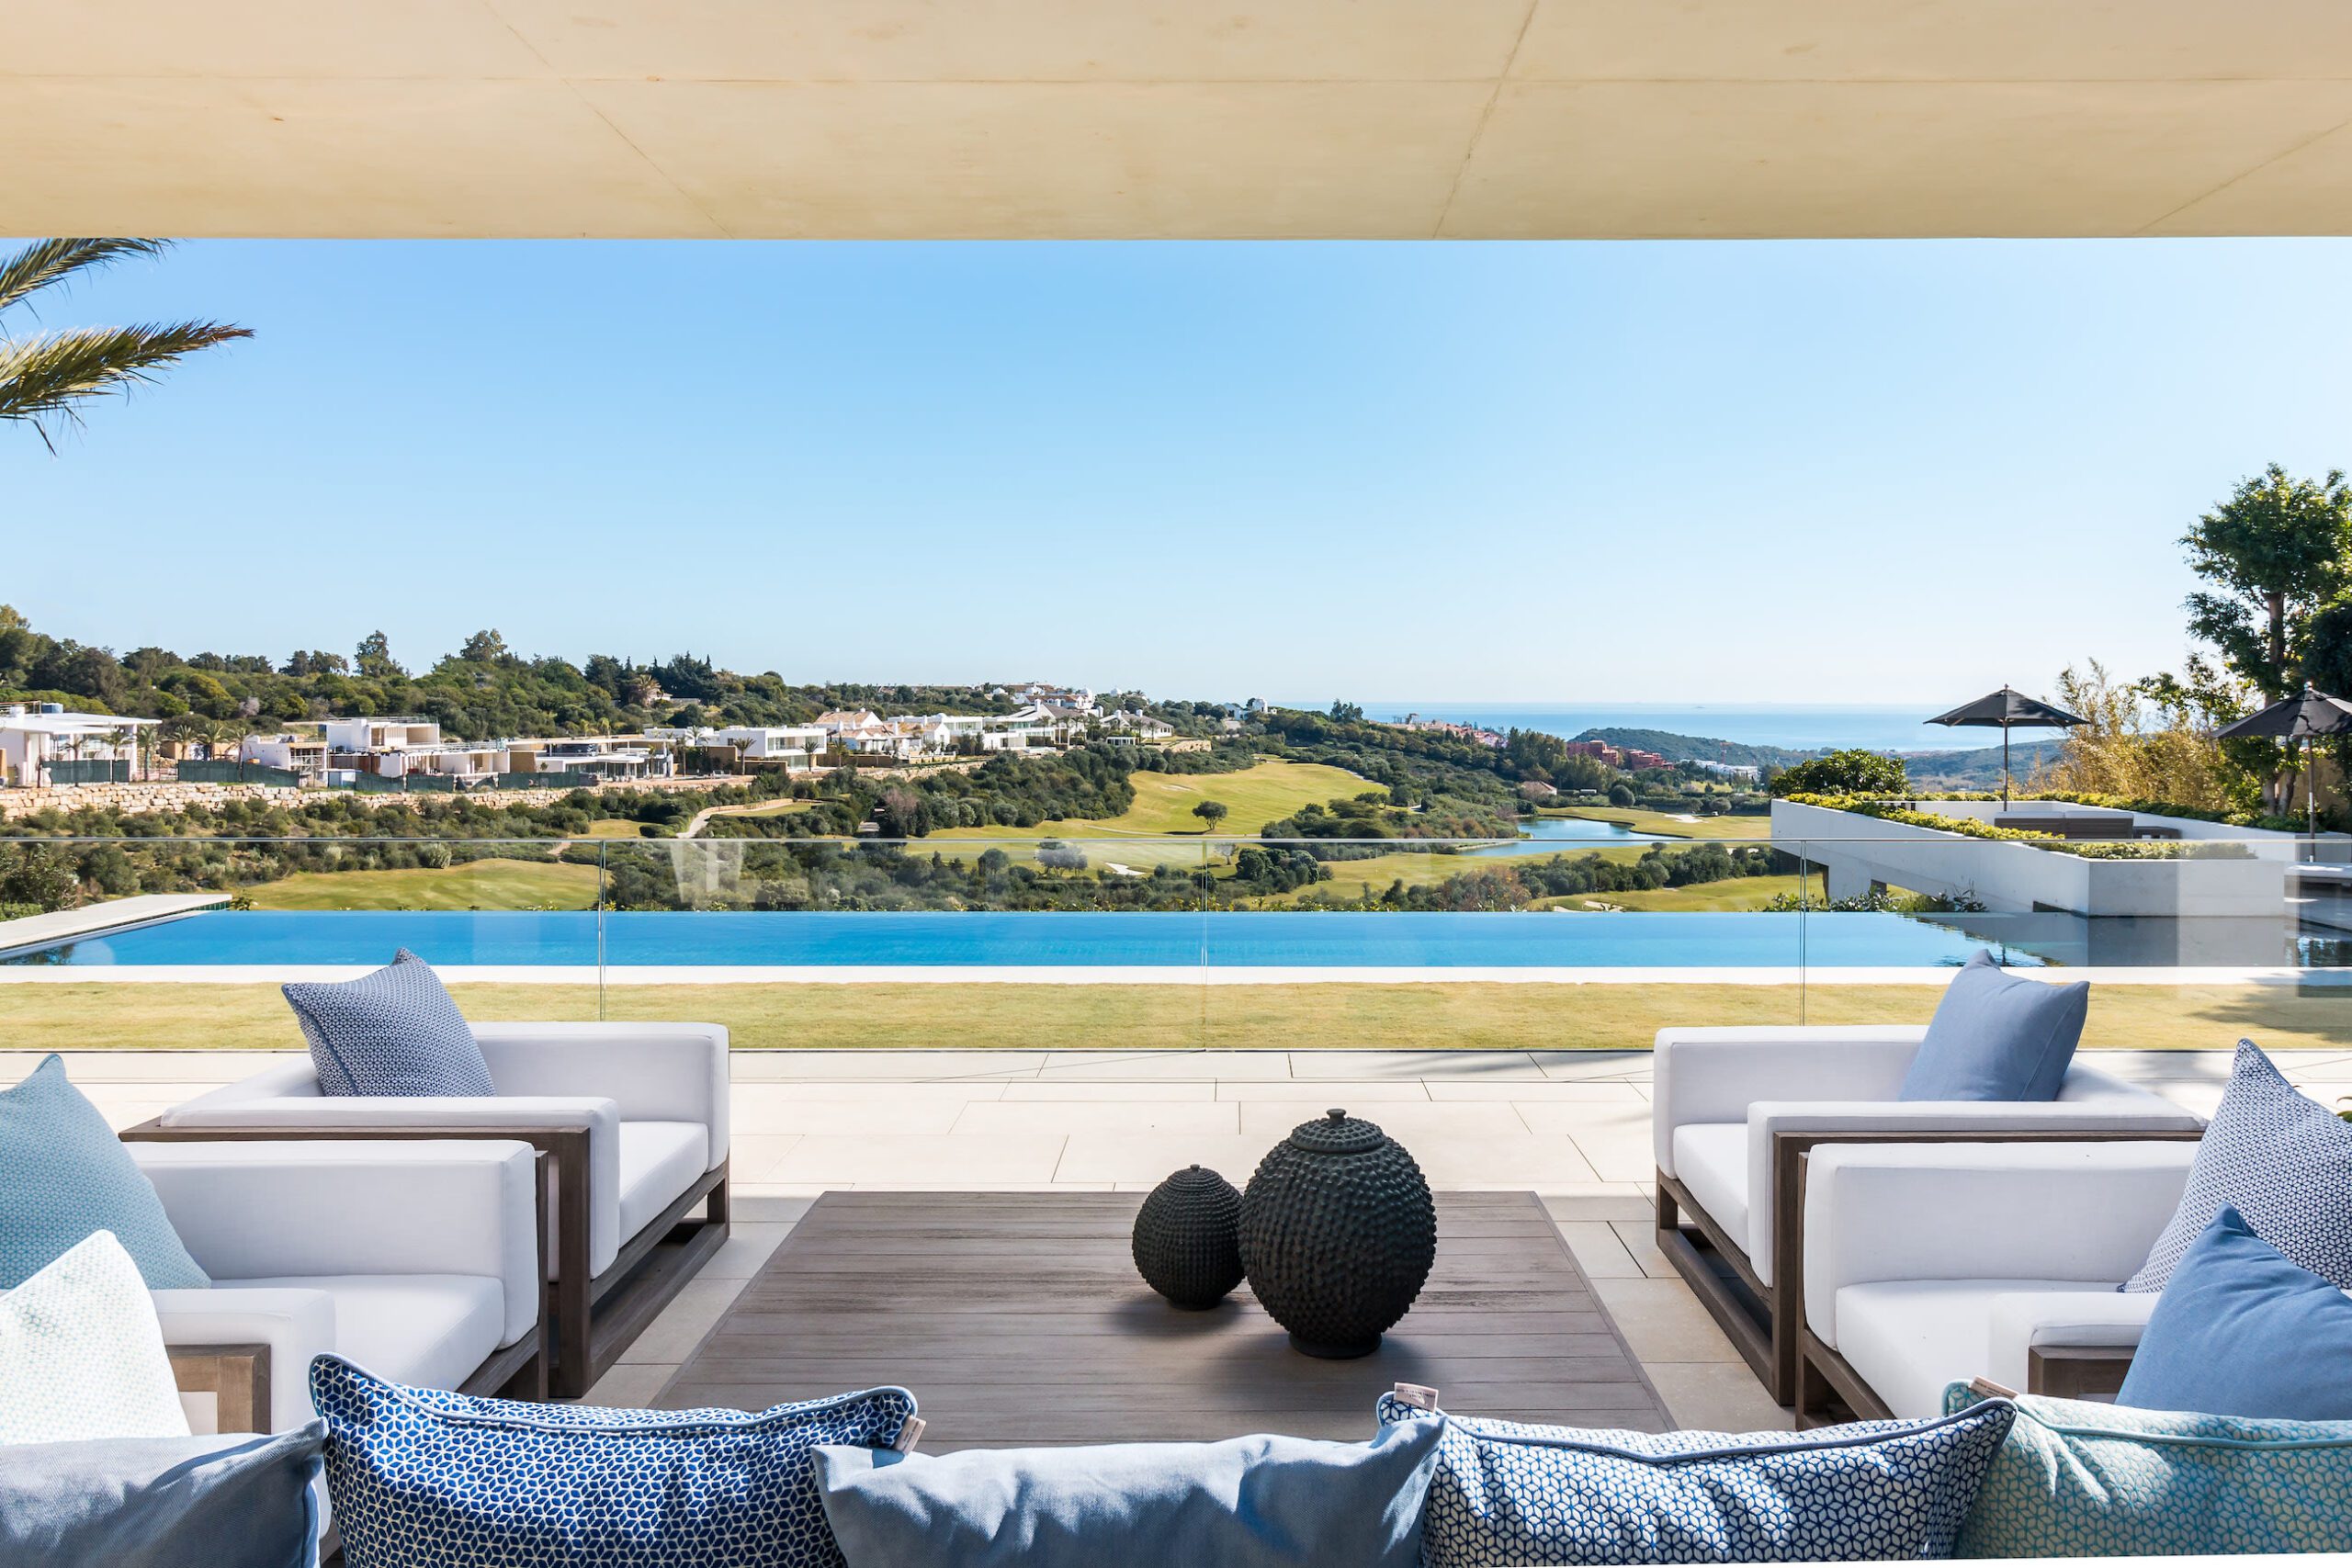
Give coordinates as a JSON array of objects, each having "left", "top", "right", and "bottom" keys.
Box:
[{"left": 3, "top": 908, "right": 2047, "bottom": 968}]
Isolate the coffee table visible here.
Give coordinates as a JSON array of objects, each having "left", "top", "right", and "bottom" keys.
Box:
[{"left": 657, "top": 1190, "right": 1668, "bottom": 1448}]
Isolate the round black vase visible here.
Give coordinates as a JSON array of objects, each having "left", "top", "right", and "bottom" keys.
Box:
[
  {"left": 1238, "top": 1109, "right": 1436, "bottom": 1359},
  {"left": 1132, "top": 1164, "right": 1245, "bottom": 1310}
]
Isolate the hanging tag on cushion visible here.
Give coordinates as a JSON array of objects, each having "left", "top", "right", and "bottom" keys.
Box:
[
  {"left": 1393, "top": 1383, "right": 1440, "bottom": 1412},
  {"left": 1969, "top": 1377, "right": 2018, "bottom": 1400},
  {"left": 892, "top": 1416, "right": 926, "bottom": 1453}
]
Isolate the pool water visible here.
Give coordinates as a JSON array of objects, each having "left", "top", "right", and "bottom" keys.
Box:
[{"left": 5, "top": 908, "right": 2046, "bottom": 968}]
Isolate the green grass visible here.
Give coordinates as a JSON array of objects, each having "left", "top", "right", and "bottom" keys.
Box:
[
  {"left": 1544, "top": 807, "right": 1772, "bottom": 842},
  {"left": 16, "top": 976, "right": 2335, "bottom": 1054},
  {"left": 1261, "top": 847, "right": 1586, "bottom": 906},
  {"left": 924, "top": 760, "right": 1371, "bottom": 868},
  {"left": 706, "top": 799, "right": 815, "bottom": 821},
  {"left": 1531, "top": 872, "right": 1822, "bottom": 913},
  {"left": 243, "top": 859, "right": 604, "bottom": 911},
  {"left": 580, "top": 818, "right": 650, "bottom": 840}
]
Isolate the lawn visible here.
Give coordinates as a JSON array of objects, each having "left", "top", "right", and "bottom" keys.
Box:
[
  {"left": 924, "top": 760, "right": 1370, "bottom": 869},
  {"left": 1532, "top": 872, "right": 1824, "bottom": 913},
  {"left": 14, "top": 976, "right": 2335, "bottom": 1054},
  {"left": 1260, "top": 847, "right": 1592, "bottom": 906},
  {"left": 580, "top": 818, "right": 651, "bottom": 840},
  {"left": 243, "top": 858, "right": 604, "bottom": 911},
  {"left": 1543, "top": 807, "right": 1772, "bottom": 842}
]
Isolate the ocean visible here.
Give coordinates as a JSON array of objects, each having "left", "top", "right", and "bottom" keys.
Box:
[{"left": 1338, "top": 704, "right": 1969, "bottom": 755}]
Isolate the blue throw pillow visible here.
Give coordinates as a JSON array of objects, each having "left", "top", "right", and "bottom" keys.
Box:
[
  {"left": 283, "top": 949, "right": 493, "bottom": 1097},
  {"left": 0, "top": 1427, "right": 322, "bottom": 1568},
  {"left": 0, "top": 1055, "right": 207, "bottom": 1290},
  {"left": 814, "top": 1422, "right": 1443, "bottom": 1568},
  {"left": 2126, "top": 1039, "right": 2352, "bottom": 1293},
  {"left": 1896, "top": 950, "right": 2086, "bottom": 1101},
  {"left": 2117, "top": 1206, "right": 2352, "bottom": 1421},
  {"left": 1376, "top": 1393, "right": 2015, "bottom": 1564},
  {"left": 311, "top": 1355, "right": 913, "bottom": 1568}
]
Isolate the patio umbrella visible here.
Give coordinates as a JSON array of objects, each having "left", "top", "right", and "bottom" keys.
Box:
[
  {"left": 2216, "top": 683, "right": 2352, "bottom": 835},
  {"left": 1927, "top": 686, "right": 2089, "bottom": 807}
]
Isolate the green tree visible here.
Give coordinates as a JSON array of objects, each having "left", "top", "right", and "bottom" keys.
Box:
[
  {"left": 1607, "top": 782, "right": 1636, "bottom": 807},
  {"left": 2183, "top": 465, "right": 2352, "bottom": 700},
  {"left": 1328, "top": 700, "right": 1364, "bottom": 722},
  {"left": 1769, "top": 750, "right": 1906, "bottom": 798},
  {"left": 355, "top": 629, "right": 403, "bottom": 679},
  {"left": 0, "top": 239, "right": 250, "bottom": 451},
  {"left": 1192, "top": 800, "right": 1229, "bottom": 833}
]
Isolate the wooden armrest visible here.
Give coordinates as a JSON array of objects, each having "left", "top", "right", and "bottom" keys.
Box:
[
  {"left": 2028, "top": 1344, "right": 2134, "bottom": 1402},
  {"left": 170, "top": 1343, "right": 271, "bottom": 1435}
]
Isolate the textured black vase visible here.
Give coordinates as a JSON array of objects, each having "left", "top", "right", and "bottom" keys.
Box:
[
  {"left": 1238, "top": 1109, "right": 1437, "bottom": 1359},
  {"left": 1132, "top": 1164, "right": 1245, "bottom": 1310}
]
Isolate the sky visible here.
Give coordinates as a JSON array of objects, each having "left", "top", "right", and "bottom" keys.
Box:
[{"left": 7, "top": 237, "right": 2352, "bottom": 707}]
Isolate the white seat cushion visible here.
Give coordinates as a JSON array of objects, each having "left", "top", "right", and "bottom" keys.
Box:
[
  {"left": 238, "top": 1274, "right": 505, "bottom": 1391},
  {"left": 617, "top": 1122, "right": 710, "bottom": 1249},
  {"left": 1670, "top": 1123, "right": 1750, "bottom": 1261},
  {"left": 1834, "top": 1279, "right": 2109, "bottom": 1419}
]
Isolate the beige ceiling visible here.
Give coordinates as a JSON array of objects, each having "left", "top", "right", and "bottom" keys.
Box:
[{"left": 8, "top": 1, "right": 2352, "bottom": 238}]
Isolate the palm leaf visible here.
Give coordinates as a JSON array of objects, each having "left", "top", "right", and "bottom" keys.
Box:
[
  {"left": 0, "top": 238, "right": 172, "bottom": 318},
  {"left": 0, "top": 321, "right": 254, "bottom": 452}
]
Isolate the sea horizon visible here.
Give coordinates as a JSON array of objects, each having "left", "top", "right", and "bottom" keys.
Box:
[{"left": 1297, "top": 702, "right": 1976, "bottom": 755}]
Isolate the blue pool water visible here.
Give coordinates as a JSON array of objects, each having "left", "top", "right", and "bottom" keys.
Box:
[{"left": 4, "top": 908, "right": 2039, "bottom": 968}]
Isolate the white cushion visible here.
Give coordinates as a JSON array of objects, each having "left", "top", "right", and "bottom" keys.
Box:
[
  {"left": 0, "top": 1232, "right": 188, "bottom": 1444},
  {"left": 619, "top": 1122, "right": 710, "bottom": 1247},
  {"left": 1834, "top": 1279, "right": 2105, "bottom": 1419},
  {"left": 239, "top": 1274, "right": 504, "bottom": 1394},
  {"left": 1669, "top": 1123, "right": 1749, "bottom": 1261}
]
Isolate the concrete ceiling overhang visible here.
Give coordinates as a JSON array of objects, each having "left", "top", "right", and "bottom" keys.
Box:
[{"left": 9, "top": 1, "right": 2352, "bottom": 238}]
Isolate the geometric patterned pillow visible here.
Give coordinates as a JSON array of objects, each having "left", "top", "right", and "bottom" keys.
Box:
[
  {"left": 310, "top": 1355, "right": 916, "bottom": 1568},
  {"left": 0, "top": 1231, "right": 192, "bottom": 1444},
  {"left": 1374, "top": 1393, "right": 2016, "bottom": 1564},
  {"left": 283, "top": 949, "right": 493, "bottom": 1098},
  {"left": 1942, "top": 1384, "right": 2352, "bottom": 1557},
  {"left": 2124, "top": 1039, "right": 2352, "bottom": 1293}
]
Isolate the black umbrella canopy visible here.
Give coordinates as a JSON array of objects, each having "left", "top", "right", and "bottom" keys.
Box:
[
  {"left": 1928, "top": 686, "right": 2090, "bottom": 730},
  {"left": 2216, "top": 686, "right": 2352, "bottom": 741}
]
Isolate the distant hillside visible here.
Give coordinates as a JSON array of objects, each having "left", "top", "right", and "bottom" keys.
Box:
[
  {"left": 1573, "top": 728, "right": 1821, "bottom": 770},
  {"left": 1901, "top": 739, "right": 2064, "bottom": 790}
]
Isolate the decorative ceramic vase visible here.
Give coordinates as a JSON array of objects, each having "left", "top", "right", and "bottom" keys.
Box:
[
  {"left": 1238, "top": 1109, "right": 1436, "bottom": 1358},
  {"left": 1132, "top": 1164, "right": 1245, "bottom": 1310}
]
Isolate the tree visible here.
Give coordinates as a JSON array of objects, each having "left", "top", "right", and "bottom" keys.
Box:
[
  {"left": 1192, "top": 800, "right": 1229, "bottom": 833},
  {"left": 458, "top": 629, "right": 511, "bottom": 664},
  {"left": 2183, "top": 465, "right": 2352, "bottom": 700},
  {"left": 1328, "top": 700, "right": 1364, "bottom": 722},
  {"left": 0, "top": 239, "right": 251, "bottom": 452},
  {"left": 355, "top": 629, "right": 403, "bottom": 679},
  {"left": 1768, "top": 749, "right": 1906, "bottom": 798},
  {"left": 1607, "top": 782, "right": 1636, "bottom": 807}
]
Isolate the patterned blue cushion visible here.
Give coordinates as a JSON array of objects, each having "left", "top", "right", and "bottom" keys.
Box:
[
  {"left": 284, "top": 949, "right": 493, "bottom": 1098},
  {"left": 2125, "top": 1039, "right": 2352, "bottom": 1293},
  {"left": 1897, "top": 950, "right": 2086, "bottom": 1102},
  {"left": 1941, "top": 1384, "right": 2352, "bottom": 1557},
  {"left": 1376, "top": 1393, "right": 2015, "bottom": 1564},
  {"left": 0, "top": 1054, "right": 208, "bottom": 1290},
  {"left": 311, "top": 1355, "right": 913, "bottom": 1568}
]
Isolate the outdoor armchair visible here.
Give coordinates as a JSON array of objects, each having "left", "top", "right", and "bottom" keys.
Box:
[
  {"left": 1796, "top": 1139, "right": 2199, "bottom": 1423},
  {"left": 132, "top": 1138, "right": 545, "bottom": 1435},
  {"left": 126, "top": 1021, "right": 730, "bottom": 1397},
  {"left": 1651, "top": 1023, "right": 2202, "bottom": 1402}
]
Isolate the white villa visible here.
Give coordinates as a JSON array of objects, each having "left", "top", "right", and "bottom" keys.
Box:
[
  {"left": 647, "top": 724, "right": 830, "bottom": 773},
  {"left": 0, "top": 703, "right": 159, "bottom": 787}
]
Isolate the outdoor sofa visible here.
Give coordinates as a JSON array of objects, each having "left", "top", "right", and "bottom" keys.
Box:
[
  {"left": 133, "top": 1137, "right": 546, "bottom": 1435},
  {"left": 124, "top": 1021, "right": 729, "bottom": 1397},
  {"left": 1795, "top": 1139, "right": 2199, "bottom": 1423},
  {"left": 1652, "top": 1023, "right": 2203, "bottom": 1402}
]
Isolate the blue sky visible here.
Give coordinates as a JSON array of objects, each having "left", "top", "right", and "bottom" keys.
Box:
[{"left": 8, "top": 238, "right": 2352, "bottom": 705}]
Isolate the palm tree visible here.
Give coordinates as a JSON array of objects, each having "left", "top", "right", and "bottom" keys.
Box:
[{"left": 1, "top": 238, "right": 250, "bottom": 452}]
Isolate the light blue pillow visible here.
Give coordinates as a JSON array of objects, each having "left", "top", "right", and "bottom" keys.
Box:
[
  {"left": 0, "top": 1427, "right": 322, "bottom": 1568},
  {"left": 1897, "top": 950, "right": 2086, "bottom": 1101},
  {"left": 283, "top": 949, "right": 493, "bottom": 1098},
  {"left": 813, "top": 1420, "right": 1443, "bottom": 1568},
  {"left": 0, "top": 1055, "right": 207, "bottom": 1290},
  {"left": 311, "top": 1355, "right": 913, "bottom": 1568},
  {"left": 2117, "top": 1205, "right": 2352, "bottom": 1421},
  {"left": 1376, "top": 1392, "right": 2015, "bottom": 1564},
  {"left": 2126, "top": 1039, "right": 2352, "bottom": 1293},
  {"left": 1943, "top": 1384, "right": 2352, "bottom": 1557}
]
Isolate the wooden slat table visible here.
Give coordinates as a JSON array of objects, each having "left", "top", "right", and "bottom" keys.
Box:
[{"left": 658, "top": 1190, "right": 1668, "bottom": 1447}]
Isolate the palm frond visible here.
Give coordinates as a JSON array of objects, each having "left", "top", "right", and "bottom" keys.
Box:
[
  {"left": 0, "top": 320, "right": 254, "bottom": 452},
  {"left": 0, "top": 239, "right": 172, "bottom": 319}
]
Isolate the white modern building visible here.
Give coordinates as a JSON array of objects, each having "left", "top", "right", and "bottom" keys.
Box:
[
  {"left": 237, "top": 731, "right": 331, "bottom": 781},
  {"left": 646, "top": 725, "right": 829, "bottom": 772},
  {"left": 0, "top": 704, "right": 160, "bottom": 787}
]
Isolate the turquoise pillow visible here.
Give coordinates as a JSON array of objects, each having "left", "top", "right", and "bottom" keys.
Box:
[
  {"left": 2117, "top": 1205, "right": 2352, "bottom": 1421},
  {"left": 1898, "top": 950, "right": 2086, "bottom": 1101},
  {"left": 0, "top": 1427, "right": 322, "bottom": 1568},
  {"left": 0, "top": 1055, "right": 207, "bottom": 1290},
  {"left": 1945, "top": 1385, "right": 2352, "bottom": 1557},
  {"left": 814, "top": 1422, "right": 1444, "bottom": 1568}
]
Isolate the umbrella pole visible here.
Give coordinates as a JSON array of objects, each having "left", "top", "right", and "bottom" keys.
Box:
[
  {"left": 2003, "top": 726, "right": 2011, "bottom": 808},
  {"left": 2310, "top": 736, "right": 2318, "bottom": 839}
]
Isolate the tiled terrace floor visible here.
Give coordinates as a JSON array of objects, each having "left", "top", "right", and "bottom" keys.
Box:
[{"left": 38, "top": 1045, "right": 2352, "bottom": 1434}]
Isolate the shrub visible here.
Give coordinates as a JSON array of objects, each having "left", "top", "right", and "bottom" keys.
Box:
[{"left": 1769, "top": 750, "right": 1907, "bottom": 798}]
